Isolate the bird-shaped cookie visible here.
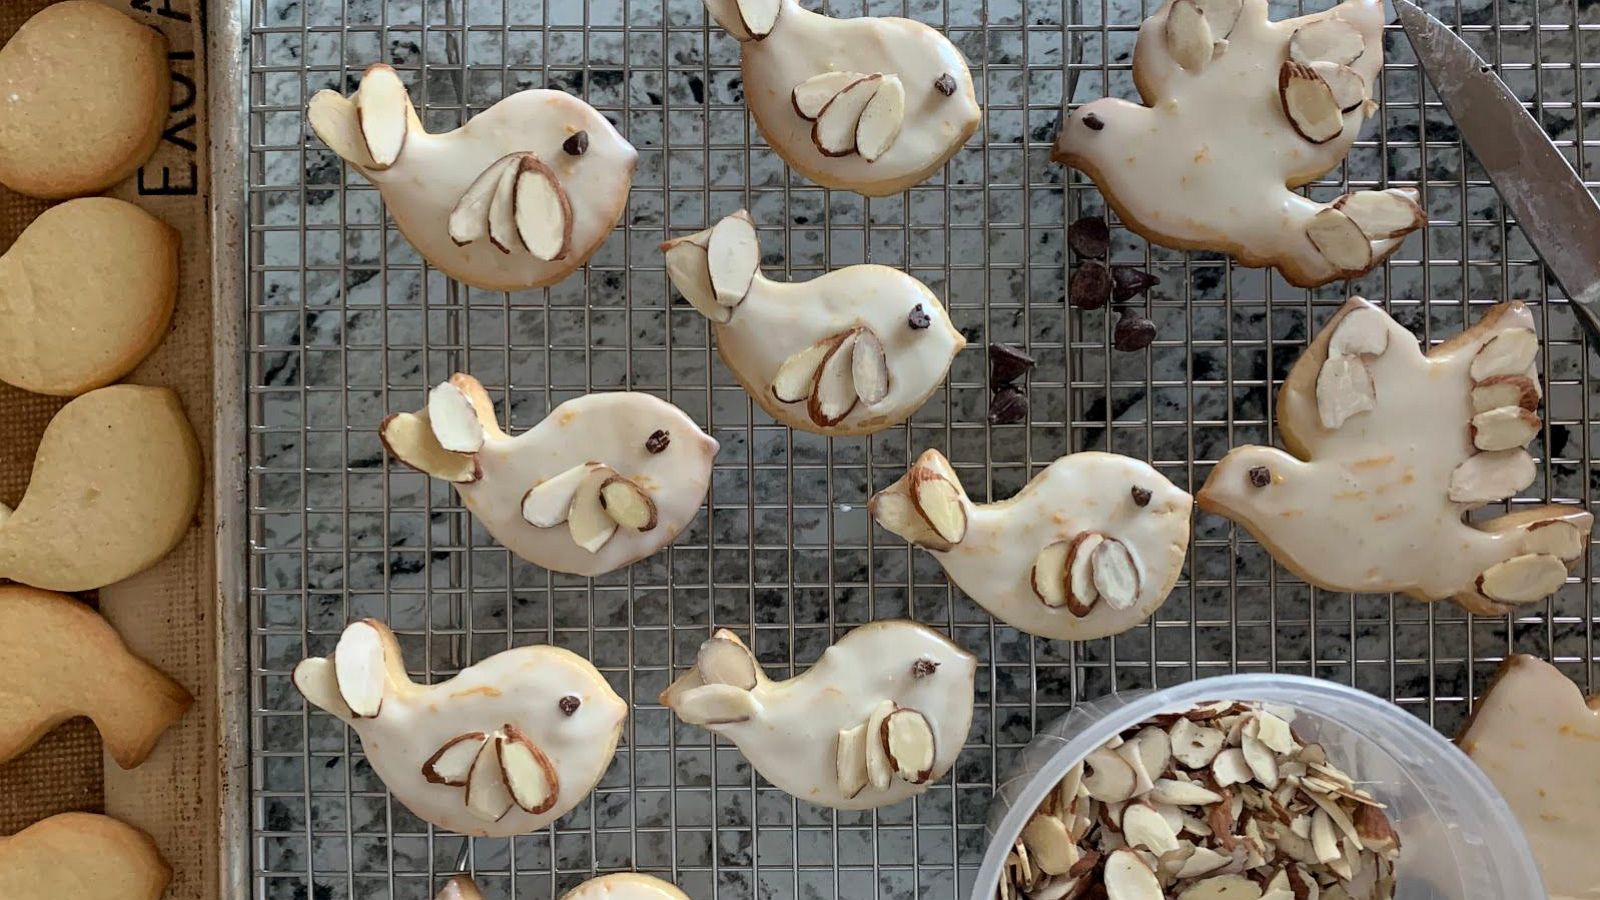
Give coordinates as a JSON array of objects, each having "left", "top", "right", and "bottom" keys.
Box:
[
  {"left": 870, "top": 449, "right": 1193, "bottom": 640},
  {"left": 1199, "top": 298, "right": 1591, "bottom": 613},
  {"left": 699, "top": 0, "right": 981, "bottom": 196},
  {"left": 659, "top": 621, "right": 976, "bottom": 810},
  {"left": 0, "top": 814, "right": 170, "bottom": 900},
  {"left": 661, "top": 211, "right": 965, "bottom": 436},
  {"left": 437, "top": 873, "right": 692, "bottom": 900},
  {"left": 307, "top": 64, "right": 636, "bottom": 291},
  {"left": 1053, "top": 0, "right": 1424, "bottom": 287},
  {"left": 295, "top": 619, "right": 628, "bottom": 837},
  {"left": 380, "top": 374, "right": 718, "bottom": 577}
]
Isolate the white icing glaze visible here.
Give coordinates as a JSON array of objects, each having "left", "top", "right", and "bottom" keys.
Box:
[
  {"left": 390, "top": 377, "right": 718, "bottom": 577},
  {"left": 1053, "top": 0, "right": 1419, "bottom": 287},
  {"left": 564, "top": 874, "right": 692, "bottom": 900},
  {"left": 702, "top": 0, "right": 980, "bottom": 196},
  {"left": 660, "top": 621, "right": 976, "bottom": 810},
  {"left": 870, "top": 449, "right": 1193, "bottom": 640},
  {"left": 308, "top": 72, "right": 636, "bottom": 291},
  {"left": 1458, "top": 656, "right": 1600, "bottom": 900},
  {"left": 1198, "top": 298, "right": 1593, "bottom": 611},
  {"left": 294, "top": 620, "right": 627, "bottom": 837}
]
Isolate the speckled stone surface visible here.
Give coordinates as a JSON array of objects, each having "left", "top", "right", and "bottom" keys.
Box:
[{"left": 247, "top": 0, "right": 1600, "bottom": 897}]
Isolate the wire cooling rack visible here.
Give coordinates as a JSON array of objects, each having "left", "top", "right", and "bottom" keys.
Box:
[{"left": 243, "top": 0, "right": 1599, "bottom": 897}]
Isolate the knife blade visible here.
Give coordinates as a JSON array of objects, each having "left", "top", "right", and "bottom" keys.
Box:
[{"left": 1395, "top": 0, "right": 1600, "bottom": 345}]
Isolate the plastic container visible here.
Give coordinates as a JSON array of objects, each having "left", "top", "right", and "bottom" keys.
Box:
[{"left": 972, "top": 674, "right": 1543, "bottom": 900}]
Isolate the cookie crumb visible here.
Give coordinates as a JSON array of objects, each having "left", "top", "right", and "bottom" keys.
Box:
[
  {"left": 563, "top": 130, "right": 590, "bottom": 156},
  {"left": 1248, "top": 465, "right": 1272, "bottom": 488},
  {"left": 1067, "top": 216, "right": 1110, "bottom": 259},
  {"left": 934, "top": 73, "right": 957, "bottom": 96},
  {"left": 987, "top": 385, "right": 1029, "bottom": 425},
  {"left": 988, "top": 343, "right": 1036, "bottom": 385},
  {"left": 559, "top": 695, "right": 582, "bottom": 716},
  {"left": 1111, "top": 265, "right": 1160, "bottom": 302},
  {"left": 1131, "top": 485, "right": 1152, "bottom": 507},
  {"left": 911, "top": 658, "right": 940, "bottom": 678},
  {"left": 1113, "top": 313, "right": 1158, "bottom": 351},
  {"left": 1068, "top": 262, "right": 1112, "bottom": 310},
  {"left": 645, "top": 429, "right": 671, "bottom": 454},
  {"left": 907, "top": 303, "right": 931, "bottom": 330}
]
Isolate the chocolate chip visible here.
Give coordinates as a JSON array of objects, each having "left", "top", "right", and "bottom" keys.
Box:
[
  {"left": 987, "top": 385, "right": 1029, "bottom": 425},
  {"left": 911, "top": 658, "right": 940, "bottom": 678},
  {"left": 1067, "top": 216, "right": 1110, "bottom": 260},
  {"left": 1082, "top": 112, "right": 1105, "bottom": 131},
  {"left": 1068, "top": 261, "right": 1112, "bottom": 310},
  {"left": 1113, "top": 313, "right": 1158, "bottom": 352},
  {"left": 1248, "top": 465, "right": 1272, "bottom": 488},
  {"left": 934, "top": 73, "right": 957, "bottom": 96},
  {"left": 1131, "top": 486, "right": 1152, "bottom": 507},
  {"left": 559, "top": 695, "right": 581, "bottom": 715},
  {"left": 645, "top": 429, "right": 671, "bottom": 454},
  {"left": 907, "top": 303, "right": 931, "bottom": 330},
  {"left": 1111, "top": 265, "right": 1160, "bottom": 303},
  {"left": 562, "top": 130, "right": 590, "bottom": 156},
  {"left": 988, "top": 342, "right": 1036, "bottom": 385}
]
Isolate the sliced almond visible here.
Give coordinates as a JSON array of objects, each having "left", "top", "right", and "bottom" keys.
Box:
[
  {"left": 448, "top": 154, "right": 519, "bottom": 246},
  {"left": 836, "top": 722, "right": 870, "bottom": 798},
  {"left": 1327, "top": 306, "right": 1390, "bottom": 358},
  {"left": 464, "top": 736, "right": 514, "bottom": 822},
  {"left": 1210, "top": 748, "right": 1252, "bottom": 788},
  {"left": 882, "top": 707, "right": 937, "bottom": 784},
  {"left": 870, "top": 489, "right": 953, "bottom": 552},
  {"left": 856, "top": 75, "right": 906, "bottom": 163},
  {"left": 1309, "top": 807, "right": 1341, "bottom": 863},
  {"left": 851, "top": 328, "right": 891, "bottom": 406},
  {"left": 1470, "top": 406, "right": 1541, "bottom": 451},
  {"left": 1289, "top": 18, "right": 1366, "bottom": 66},
  {"left": 1306, "top": 790, "right": 1361, "bottom": 845},
  {"left": 1170, "top": 717, "right": 1226, "bottom": 769},
  {"left": 863, "top": 699, "right": 897, "bottom": 791},
  {"left": 520, "top": 463, "right": 597, "bottom": 528},
  {"left": 1149, "top": 777, "right": 1223, "bottom": 806},
  {"left": 1031, "top": 540, "right": 1073, "bottom": 608},
  {"left": 1023, "top": 814, "right": 1079, "bottom": 875},
  {"left": 567, "top": 465, "right": 620, "bottom": 552},
  {"left": 1123, "top": 803, "right": 1181, "bottom": 854},
  {"left": 909, "top": 466, "right": 969, "bottom": 546},
  {"left": 707, "top": 210, "right": 761, "bottom": 307},
  {"left": 807, "top": 328, "right": 861, "bottom": 427},
  {"left": 1310, "top": 61, "right": 1368, "bottom": 113},
  {"left": 1133, "top": 726, "right": 1173, "bottom": 781},
  {"left": 771, "top": 338, "right": 834, "bottom": 404},
  {"left": 1306, "top": 207, "right": 1373, "bottom": 273},
  {"left": 380, "top": 412, "right": 480, "bottom": 483},
  {"left": 1176, "top": 874, "right": 1262, "bottom": 899},
  {"left": 1194, "top": 0, "right": 1243, "bottom": 37},
  {"left": 1448, "top": 449, "right": 1535, "bottom": 503},
  {"left": 1315, "top": 354, "right": 1376, "bottom": 429},
  {"left": 792, "top": 71, "right": 866, "bottom": 119},
  {"left": 1103, "top": 848, "right": 1163, "bottom": 900},
  {"left": 1092, "top": 538, "right": 1142, "bottom": 610},
  {"left": 1115, "top": 739, "right": 1156, "bottom": 796},
  {"left": 1471, "top": 374, "right": 1540, "bottom": 413},
  {"left": 599, "top": 475, "right": 658, "bottom": 531},
  {"left": 1082, "top": 747, "right": 1139, "bottom": 803},
  {"left": 1280, "top": 61, "right": 1344, "bottom": 144},
  {"left": 1525, "top": 519, "right": 1585, "bottom": 561},
  {"left": 1066, "top": 532, "right": 1104, "bottom": 616},
  {"left": 1241, "top": 734, "right": 1279, "bottom": 788},
  {"left": 1175, "top": 845, "right": 1232, "bottom": 879},
  {"left": 1165, "top": 0, "right": 1215, "bottom": 71},
  {"left": 696, "top": 636, "right": 758, "bottom": 690},
  {"left": 355, "top": 64, "right": 410, "bottom": 169},
  {"left": 513, "top": 155, "right": 573, "bottom": 262},
  {"left": 306, "top": 90, "right": 378, "bottom": 169},
  {"left": 662, "top": 234, "right": 731, "bottom": 324},
  {"left": 1476, "top": 553, "right": 1568, "bottom": 604},
  {"left": 1333, "top": 189, "right": 1425, "bottom": 240},
  {"left": 1246, "top": 710, "right": 1294, "bottom": 755},
  {"left": 334, "top": 620, "right": 387, "bottom": 718},
  {"left": 812, "top": 74, "right": 883, "bottom": 157},
  {"left": 292, "top": 658, "right": 351, "bottom": 718},
  {"left": 422, "top": 732, "right": 487, "bottom": 785},
  {"left": 733, "top": 0, "right": 782, "bottom": 39},
  {"left": 427, "top": 380, "right": 487, "bottom": 453},
  {"left": 1470, "top": 328, "right": 1539, "bottom": 381},
  {"left": 673, "top": 682, "right": 759, "bottom": 725},
  {"left": 1353, "top": 803, "right": 1400, "bottom": 858},
  {"left": 499, "top": 724, "right": 560, "bottom": 814},
  {"left": 486, "top": 156, "right": 523, "bottom": 254}
]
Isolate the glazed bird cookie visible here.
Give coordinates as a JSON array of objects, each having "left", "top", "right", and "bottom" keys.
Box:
[
  {"left": 295, "top": 619, "right": 628, "bottom": 837},
  {"left": 1053, "top": 0, "right": 1424, "bottom": 287},
  {"left": 1457, "top": 656, "right": 1600, "bottom": 900},
  {"left": 0, "top": 813, "right": 170, "bottom": 900},
  {"left": 700, "top": 0, "right": 981, "bottom": 195},
  {"left": 307, "top": 64, "right": 637, "bottom": 291},
  {"left": 661, "top": 211, "right": 965, "bottom": 436},
  {"left": 0, "top": 385, "right": 202, "bottom": 592},
  {"left": 0, "top": 198, "right": 180, "bottom": 397},
  {"left": 438, "top": 873, "right": 690, "bottom": 900},
  {"left": 660, "top": 621, "right": 976, "bottom": 810},
  {"left": 0, "top": 2, "right": 169, "bottom": 199},
  {"left": 870, "top": 449, "right": 1193, "bottom": 640},
  {"left": 381, "top": 375, "right": 718, "bottom": 576},
  {"left": 0, "top": 585, "right": 191, "bottom": 769},
  {"left": 1198, "top": 298, "right": 1591, "bottom": 613}
]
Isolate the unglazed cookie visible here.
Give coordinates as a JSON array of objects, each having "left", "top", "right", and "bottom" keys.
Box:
[
  {"left": 0, "top": 2, "right": 169, "bottom": 199},
  {"left": 307, "top": 64, "right": 636, "bottom": 291},
  {"left": 660, "top": 621, "right": 976, "bottom": 810},
  {"left": 295, "top": 619, "right": 628, "bottom": 837},
  {"left": 0, "top": 198, "right": 180, "bottom": 396},
  {"left": 381, "top": 375, "right": 718, "bottom": 576},
  {"left": 1053, "top": 0, "right": 1424, "bottom": 287},
  {"left": 1457, "top": 656, "right": 1600, "bottom": 900},
  {"left": 0, "top": 585, "right": 191, "bottom": 769},
  {"left": 700, "top": 0, "right": 980, "bottom": 195},
  {"left": 870, "top": 449, "right": 1192, "bottom": 640},
  {"left": 661, "top": 211, "right": 965, "bottom": 436},
  {"left": 0, "top": 813, "right": 170, "bottom": 900},
  {"left": 0, "top": 385, "right": 202, "bottom": 592},
  {"left": 1199, "top": 298, "right": 1592, "bottom": 613}
]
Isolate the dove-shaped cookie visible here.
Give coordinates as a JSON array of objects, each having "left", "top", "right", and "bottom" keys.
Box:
[
  {"left": 1054, "top": 0, "right": 1424, "bottom": 287},
  {"left": 294, "top": 619, "right": 628, "bottom": 837},
  {"left": 307, "top": 64, "right": 636, "bottom": 291},
  {"left": 699, "top": 0, "right": 981, "bottom": 196},
  {"left": 381, "top": 374, "right": 718, "bottom": 576},
  {"left": 0, "top": 813, "right": 170, "bottom": 900},
  {"left": 1199, "top": 298, "right": 1591, "bottom": 613},
  {"left": 870, "top": 449, "right": 1193, "bottom": 640},
  {"left": 1457, "top": 656, "right": 1600, "bottom": 900},
  {"left": 661, "top": 211, "right": 965, "bottom": 436},
  {"left": 660, "top": 621, "right": 976, "bottom": 810},
  {"left": 437, "top": 873, "right": 691, "bottom": 900}
]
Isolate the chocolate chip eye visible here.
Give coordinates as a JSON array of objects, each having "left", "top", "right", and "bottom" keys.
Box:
[
  {"left": 645, "top": 429, "right": 670, "bottom": 454},
  {"left": 907, "top": 303, "right": 931, "bottom": 330},
  {"left": 934, "top": 73, "right": 957, "bottom": 96},
  {"left": 1131, "top": 486, "right": 1152, "bottom": 507},
  {"left": 911, "top": 658, "right": 939, "bottom": 678},
  {"left": 1082, "top": 112, "right": 1105, "bottom": 131},
  {"left": 559, "top": 695, "right": 581, "bottom": 716},
  {"left": 1248, "top": 465, "right": 1272, "bottom": 488},
  {"left": 562, "top": 130, "right": 589, "bottom": 156}
]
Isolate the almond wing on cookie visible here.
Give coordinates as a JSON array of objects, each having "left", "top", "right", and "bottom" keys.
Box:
[{"left": 1199, "top": 298, "right": 1591, "bottom": 612}]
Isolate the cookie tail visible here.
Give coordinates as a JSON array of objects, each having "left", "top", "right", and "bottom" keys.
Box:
[
  {"left": 1457, "top": 506, "right": 1593, "bottom": 614},
  {"left": 868, "top": 449, "right": 972, "bottom": 552},
  {"left": 93, "top": 665, "right": 193, "bottom": 770}
]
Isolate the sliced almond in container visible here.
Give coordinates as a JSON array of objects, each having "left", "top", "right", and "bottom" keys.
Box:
[
  {"left": 448, "top": 154, "right": 519, "bottom": 245},
  {"left": 428, "top": 379, "right": 487, "bottom": 453},
  {"left": 662, "top": 234, "right": 730, "bottom": 324},
  {"left": 1240, "top": 734, "right": 1279, "bottom": 787},
  {"left": 733, "top": 0, "right": 782, "bottom": 39},
  {"left": 1447, "top": 449, "right": 1535, "bottom": 503},
  {"left": 1170, "top": 717, "right": 1226, "bottom": 769},
  {"left": 812, "top": 74, "right": 883, "bottom": 157},
  {"left": 696, "top": 636, "right": 758, "bottom": 689},
  {"left": 1476, "top": 552, "right": 1568, "bottom": 604},
  {"left": 1288, "top": 18, "right": 1366, "bottom": 66},
  {"left": 792, "top": 71, "right": 865, "bottom": 119},
  {"left": 1210, "top": 747, "right": 1252, "bottom": 787},
  {"left": 1470, "top": 374, "right": 1540, "bottom": 412},
  {"left": 1280, "top": 61, "right": 1345, "bottom": 144},
  {"left": 856, "top": 75, "right": 906, "bottom": 163},
  {"left": 498, "top": 724, "right": 560, "bottom": 814},
  {"left": 836, "top": 722, "right": 870, "bottom": 798},
  {"left": 1082, "top": 746, "right": 1139, "bottom": 803},
  {"left": 863, "top": 699, "right": 897, "bottom": 791},
  {"left": 910, "top": 467, "right": 969, "bottom": 546},
  {"left": 355, "top": 64, "right": 410, "bottom": 168},
  {"left": 1470, "top": 406, "right": 1540, "bottom": 451},
  {"left": 520, "top": 463, "right": 597, "bottom": 527},
  {"left": 1022, "top": 814, "right": 1080, "bottom": 875},
  {"left": 1066, "top": 532, "right": 1105, "bottom": 616},
  {"left": 1103, "top": 848, "right": 1163, "bottom": 899},
  {"left": 1115, "top": 739, "right": 1156, "bottom": 795},
  {"left": 1150, "top": 777, "right": 1223, "bottom": 806},
  {"left": 1333, "top": 189, "right": 1425, "bottom": 240},
  {"left": 1123, "top": 803, "right": 1181, "bottom": 854},
  {"left": 486, "top": 157, "right": 523, "bottom": 253},
  {"left": 851, "top": 328, "right": 891, "bottom": 406},
  {"left": 1353, "top": 803, "right": 1400, "bottom": 857},
  {"left": 422, "top": 732, "right": 488, "bottom": 785},
  {"left": 1165, "top": 0, "right": 1216, "bottom": 71},
  {"left": 1305, "top": 207, "right": 1373, "bottom": 273},
  {"left": 771, "top": 337, "right": 834, "bottom": 403},
  {"left": 1310, "top": 61, "right": 1368, "bottom": 113},
  {"left": 334, "top": 619, "right": 387, "bottom": 717},
  {"left": 1032, "top": 540, "right": 1073, "bottom": 608},
  {"left": 380, "top": 412, "right": 481, "bottom": 484},
  {"left": 1315, "top": 354, "right": 1375, "bottom": 430},
  {"left": 513, "top": 155, "right": 573, "bottom": 262},
  {"left": 1525, "top": 519, "right": 1585, "bottom": 561},
  {"left": 464, "top": 736, "right": 514, "bottom": 822},
  {"left": 707, "top": 210, "right": 761, "bottom": 306},
  {"left": 599, "top": 475, "right": 658, "bottom": 531},
  {"left": 1092, "top": 538, "right": 1142, "bottom": 610},
  {"left": 567, "top": 465, "right": 620, "bottom": 552},
  {"left": 1469, "top": 327, "right": 1539, "bottom": 380},
  {"left": 1176, "top": 874, "right": 1262, "bottom": 899}
]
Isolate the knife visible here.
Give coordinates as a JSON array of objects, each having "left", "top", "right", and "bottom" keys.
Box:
[{"left": 1395, "top": 0, "right": 1600, "bottom": 346}]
